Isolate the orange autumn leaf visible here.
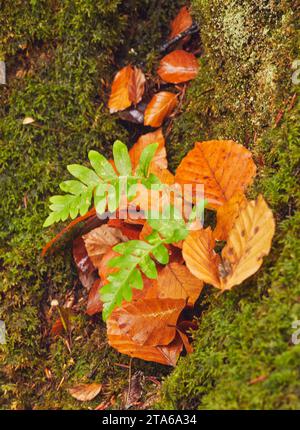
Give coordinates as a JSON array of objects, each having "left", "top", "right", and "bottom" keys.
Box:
[
  {"left": 175, "top": 140, "right": 256, "bottom": 208},
  {"left": 158, "top": 50, "right": 199, "bottom": 84},
  {"left": 157, "top": 262, "right": 204, "bottom": 305},
  {"left": 108, "top": 65, "right": 145, "bottom": 113},
  {"left": 144, "top": 92, "right": 177, "bottom": 127},
  {"left": 83, "top": 225, "right": 128, "bottom": 269},
  {"left": 169, "top": 6, "right": 193, "bottom": 39},
  {"left": 183, "top": 195, "right": 275, "bottom": 290},
  {"left": 107, "top": 315, "right": 183, "bottom": 366},
  {"left": 113, "top": 298, "right": 185, "bottom": 346},
  {"left": 129, "top": 128, "right": 167, "bottom": 171},
  {"left": 68, "top": 383, "right": 102, "bottom": 402},
  {"left": 214, "top": 192, "right": 247, "bottom": 241}
]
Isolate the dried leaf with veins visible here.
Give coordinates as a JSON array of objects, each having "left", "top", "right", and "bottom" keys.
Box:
[
  {"left": 108, "top": 66, "right": 145, "bottom": 113},
  {"left": 183, "top": 228, "right": 221, "bottom": 287},
  {"left": 169, "top": 6, "right": 193, "bottom": 39},
  {"left": 183, "top": 195, "right": 275, "bottom": 290},
  {"left": 175, "top": 140, "right": 256, "bottom": 208},
  {"left": 86, "top": 279, "right": 103, "bottom": 316},
  {"left": 73, "top": 237, "right": 97, "bottom": 290},
  {"left": 144, "top": 92, "right": 177, "bottom": 127},
  {"left": 214, "top": 192, "right": 247, "bottom": 241},
  {"left": 157, "top": 262, "right": 203, "bottom": 305},
  {"left": 107, "top": 314, "right": 183, "bottom": 366},
  {"left": 113, "top": 298, "right": 185, "bottom": 346},
  {"left": 68, "top": 383, "right": 102, "bottom": 402},
  {"left": 158, "top": 50, "right": 199, "bottom": 84},
  {"left": 83, "top": 225, "right": 128, "bottom": 269},
  {"left": 130, "top": 128, "right": 167, "bottom": 171}
]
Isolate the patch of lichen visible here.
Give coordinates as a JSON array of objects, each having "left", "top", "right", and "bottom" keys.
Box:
[
  {"left": 0, "top": 0, "right": 181, "bottom": 409},
  {"left": 158, "top": 0, "right": 300, "bottom": 409}
]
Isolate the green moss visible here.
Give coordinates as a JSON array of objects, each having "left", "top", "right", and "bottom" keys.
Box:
[
  {"left": 0, "top": 0, "right": 181, "bottom": 409},
  {"left": 158, "top": 0, "right": 300, "bottom": 410}
]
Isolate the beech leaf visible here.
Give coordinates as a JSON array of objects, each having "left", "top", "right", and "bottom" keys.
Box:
[
  {"left": 157, "top": 262, "right": 204, "bottom": 305},
  {"left": 183, "top": 195, "right": 275, "bottom": 290},
  {"left": 113, "top": 298, "right": 185, "bottom": 346},
  {"left": 169, "top": 6, "right": 193, "bottom": 39},
  {"left": 108, "top": 66, "right": 145, "bottom": 113},
  {"left": 144, "top": 92, "right": 177, "bottom": 127},
  {"left": 83, "top": 225, "right": 128, "bottom": 269},
  {"left": 175, "top": 140, "right": 256, "bottom": 208},
  {"left": 158, "top": 50, "right": 199, "bottom": 84},
  {"left": 68, "top": 383, "right": 102, "bottom": 402}
]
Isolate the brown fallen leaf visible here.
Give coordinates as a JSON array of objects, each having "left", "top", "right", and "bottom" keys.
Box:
[
  {"left": 68, "top": 383, "right": 102, "bottom": 402},
  {"left": 157, "top": 262, "right": 203, "bottom": 305},
  {"left": 248, "top": 374, "right": 268, "bottom": 385},
  {"left": 144, "top": 92, "right": 177, "bottom": 127},
  {"left": 107, "top": 219, "right": 142, "bottom": 240},
  {"left": 175, "top": 140, "right": 256, "bottom": 208},
  {"left": 158, "top": 50, "right": 199, "bottom": 84},
  {"left": 107, "top": 315, "right": 183, "bottom": 366},
  {"left": 86, "top": 279, "right": 103, "bottom": 316},
  {"left": 176, "top": 328, "right": 193, "bottom": 354},
  {"left": 108, "top": 66, "right": 145, "bottom": 113},
  {"left": 129, "top": 128, "right": 167, "bottom": 171},
  {"left": 213, "top": 192, "right": 247, "bottom": 241},
  {"left": 114, "top": 298, "right": 185, "bottom": 346},
  {"left": 22, "top": 117, "right": 35, "bottom": 125},
  {"left": 128, "top": 66, "right": 146, "bottom": 105},
  {"left": 183, "top": 195, "right": 275, "bottom": 290},
  {"left": 83, "top": 225, "right": 128, "bottom": 269},
  {"left": 169, "top": 6, "right": 193, "bottom": 39}
]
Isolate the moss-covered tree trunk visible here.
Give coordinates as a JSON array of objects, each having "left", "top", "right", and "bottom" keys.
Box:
[{"left": 0, "top": 0, "right": 299, "bottom": 409}]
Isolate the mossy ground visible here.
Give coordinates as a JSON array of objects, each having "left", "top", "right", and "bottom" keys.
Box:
[
  {"left": 0, "top": 0, "right": 299, "bottom": 410},
  {"left": 0, "top": 0, "right": 183, "bottom": 409}
]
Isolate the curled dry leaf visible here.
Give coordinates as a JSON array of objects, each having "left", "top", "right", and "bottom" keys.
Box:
[
  {"left": 169, "top": 6, "right": 193, "bottom": 39},
  {"left": 130, "top": 128, "right": 167, "bottom": 171},
  {"left": 144, "top": 91, "right": 177, "bottom": 127},
  {"left": 114, "top": 298, "right": 185, "bottom": 346},
  {"left": 157, "top": 262, "right": 203, "bottom": 305},
  {"left": 108, "top": 65, "right": 145, "bottom": 113},
  {"left": 214, "top": 192, "right": 247, "bottom": 241},
  {"left": 86, "top": 279, "right": 103, "bottom": 316},
  {"left": 183, "top": 195, "right": 275, "bottom": 290},
  {"left": 83, "top": 225, "right": 128, "bottom": 269},
  {"left": 107, "top": 316, "right": 183, "bottom": 366},
  {"left": 68, "top": 383, "right": 102, "bottom": 402},
  {"left": 158, "top": 50, "right": 199, "bottom": 84},
  {"left": 175, "top": 140, "right": 256, "bottom": 208}
]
